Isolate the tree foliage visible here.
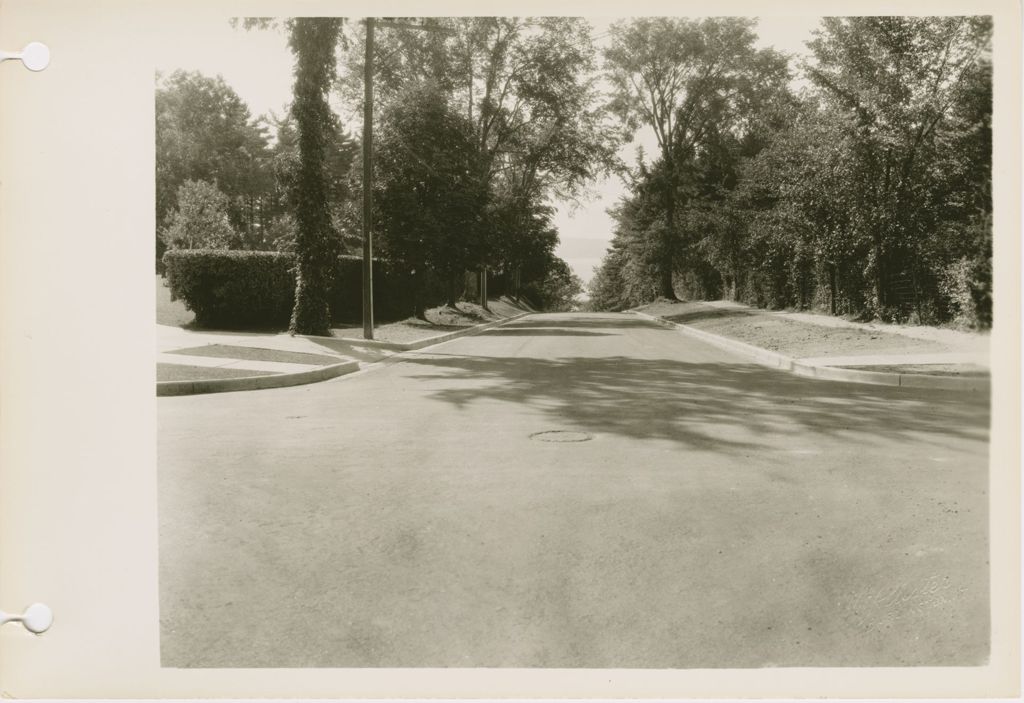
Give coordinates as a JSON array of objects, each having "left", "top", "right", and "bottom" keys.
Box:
[
  {"left": 161, "top": 179, "right": 238, "bottom": 251},
  {"left": 801, "top": 16, "right": 993, "bottom": 321},
  {"left": 523, "top": 257, "right": 584, "bottom": 312},
  {"left": 592, "top": 16, "right": 993, "bottom": 327},
  {"left": 155, "top": 71, "right": 274, "bottom": 254},
  {"left": 341, "top": 17, "right": 619, "bottom": 294},
  {"left": 374, "top": 84, "right": 490, "bottom": 315},
  {"left": 266, "top": 110, "right": 360, "bottom": 253},
  {"left": 604, "top": 17, "right": 791, "bottom": 298}
]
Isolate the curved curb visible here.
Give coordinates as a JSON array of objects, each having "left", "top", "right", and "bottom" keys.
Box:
[
  {"left": 300, "top": 312, "right": 532, "bottom": 352},
  {"left": 157, "top": 360, "right": 360, "bottom": 397},
  {"left": 401, "top": 312, "right": 531, "bottom": 350},
  {"left": 158, "top": 313, "right": 533, "bottom": 397},
  {"left": 632, "top": 311, "right": 989, "bottom": 392},
  {"left": 296, "top": 335, "right": 408, "bottom": 352}
]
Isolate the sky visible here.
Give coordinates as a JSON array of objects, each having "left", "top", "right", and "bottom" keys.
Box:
[{"left": 155, "top": 15, "right": 823, "bottom": 288}]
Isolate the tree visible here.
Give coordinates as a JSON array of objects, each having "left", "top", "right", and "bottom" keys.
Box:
[
  {"left": 805, "top": 16, "right": 993, "bottom": 319},
  {"left": 604, "top": 18, "right": 789, "bottom": 298},
  {"left": 155, "top": 71, "right": 273, "bottom": 255},
  {"left": 524, "top": 257, "right": 584, "bottom": 311},
  {"left": 267, "top": 111, "right": 360, "bottom": 254},
  {"left": 588, "top": 169, "right": 667, "bottom": 310},
  {"left": 721, "top": 101, "right": 862, "bottom": 311},
  {"left": 375, "top": 84, "right": 490, "bottom": 316},
  {"left": 486, "top": 193, "right": 558, "bottom": 297},
  {"left": 287, "top": 17, "right": 345, "bottom": 335},
  {"left": 592, "top": 17, "right": 992, "bottom": 327},
  {"left": 340, "top": 17, "right": 619, "bottom": 280},
  {"left": 343, "top": 18, "right": 615, "bottom": 197},
  {"left": 160, "top": 179, "right": 237, "bottom": 250}
]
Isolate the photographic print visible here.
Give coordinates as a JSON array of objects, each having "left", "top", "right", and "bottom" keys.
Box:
[{"left": 155, "top": 14, "right": 993, "bottom": 670}]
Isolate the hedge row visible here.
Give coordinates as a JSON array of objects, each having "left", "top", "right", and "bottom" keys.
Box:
[{"left": 162, "top": 250, "right": 443, "bottom": 329}]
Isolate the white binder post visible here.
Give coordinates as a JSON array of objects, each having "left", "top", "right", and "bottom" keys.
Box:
[
  {"left": 0, "top": 603, "right": 53, "bottom": 634},
  {"left": 0, "top": 42, "right": 50, "bottom": 71}
]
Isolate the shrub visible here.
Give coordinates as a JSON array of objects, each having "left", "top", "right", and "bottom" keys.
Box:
[
  {"left": 162, "top": 250, "right": 445, "bottom": 330},
  {"left": 161, "top": 180, "right": 238, "bottom": 251},
  {"left": 163, "top": 250, "right": 295, "bottom": 329},
  {"left": 940, "top": 256, "right": 988, "bottom": 328}
]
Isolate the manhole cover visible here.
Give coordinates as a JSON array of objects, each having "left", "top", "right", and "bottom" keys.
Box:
[{"left": 529, "top": 430, "right": 593, "bottom": 443}]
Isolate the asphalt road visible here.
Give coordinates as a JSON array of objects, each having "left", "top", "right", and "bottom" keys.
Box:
[{"left": 158, "top": 312, "right": 990, "bottom": 668}]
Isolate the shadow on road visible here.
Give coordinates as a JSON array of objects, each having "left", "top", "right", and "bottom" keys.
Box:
[{"left": 401, "top": 352, "right": 990, "bottom": 453}]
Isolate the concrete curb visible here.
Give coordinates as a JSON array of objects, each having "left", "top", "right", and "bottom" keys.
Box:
[
  {"left": 301, "top": 312, "right": 532, "bottom": 352},
  {"left": 157, "top": 360, "right": 360, "bottom": 397},
  {"left": 158, "top": 313, "right": 532, "bottom": 397},
  {"left": 297, "top": 335, "right": 408, "bottom": 351},
  {"left": 400, "top": 312, "right": 531, "bottom": 350},
  {"left": 632, "top": 310, "right": 989, "bottom": 392}
]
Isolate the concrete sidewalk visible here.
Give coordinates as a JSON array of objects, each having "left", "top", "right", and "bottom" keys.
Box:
[
  {"left": 156, "top": 324, "right": 388, "bottom": 395},
  {"left": 700, "top": 299, "right": 990, "bottom": 364},
  {"left": 633, "top": 300, "right": 991, "bottom": 390},
  {"left": 157, "top": 324, "right": 384, "bottom": 360},
  {"left": 156, "top": 309, "right": 530, "bottom": 395},
  {"left": 157, "top": 351, "right": 331, "bottom": 375},
  {"left": 798, "top": 352, "right": 988, "bottom": 368}
]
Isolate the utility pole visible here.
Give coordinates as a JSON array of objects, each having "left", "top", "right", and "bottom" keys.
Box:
[{"left": 361, "top": 17, "right": 375, "bottom": 340}]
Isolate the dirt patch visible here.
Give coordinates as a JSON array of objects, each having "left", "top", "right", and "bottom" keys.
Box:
[{"left": 638, "top": 300, "right": 952, "bottom": 359}]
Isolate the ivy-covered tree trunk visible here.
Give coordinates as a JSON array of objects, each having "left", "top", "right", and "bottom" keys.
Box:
[{"left": 288, "top": 18, "right": 342, "bottom": 336}]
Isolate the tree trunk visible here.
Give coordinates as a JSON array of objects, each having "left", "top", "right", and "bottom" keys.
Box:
[
  {"left": 873, "top": 232, "right": 885, "bottom": 314},
  {"left": 829, "top": 263, "right": 837, "bottom": 316},
  {"left": 659, "top": 261, "right": 675, "bottom": 299},
  {"left": 660, "top": 175, "right": 678, "bottom": 300},
  {"left": 911, "top": 254, "right": 923, "bottom": 323},
  {"left": 412, "top": 271, "right": 427, "bottom": 321},
  {"left": 446, "top": 273, "right": 458, "bottom": 308},
  {"left": 287, "top": 18, "right": 342, "bottom": 337}
]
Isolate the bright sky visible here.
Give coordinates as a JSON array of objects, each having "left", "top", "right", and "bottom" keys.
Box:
[{"left": 154, "top": 16, "right": 824, "bottom": 286}]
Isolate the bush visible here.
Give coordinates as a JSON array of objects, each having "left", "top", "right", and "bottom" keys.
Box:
[
  {"left": 162, "top": 250, "right": 446, "bottom": 330},
  {"left": 161, "top": 180, "right": 238, "bottom": 251},
  {"left": 163, "top": 250, "right": 296, "bottom": 329},
  {"left": 940, "top": 256, "right": 989, "bottom": 328}
]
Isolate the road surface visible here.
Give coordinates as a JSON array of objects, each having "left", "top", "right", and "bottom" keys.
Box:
[{"left": 158, "top": 312, "right": 989, "bottom": 668}]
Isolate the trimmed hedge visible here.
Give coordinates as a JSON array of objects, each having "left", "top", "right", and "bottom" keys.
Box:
[
  {"left": 163, "top": 250, "right": 294, "bottom": 328},
  {"left": 162, "top": 250, "right": 444, "bottom": 330}
]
